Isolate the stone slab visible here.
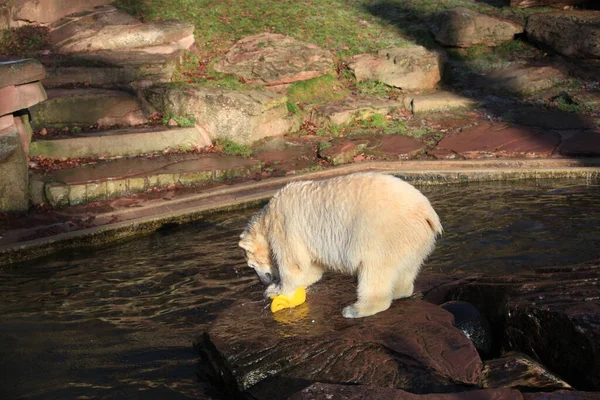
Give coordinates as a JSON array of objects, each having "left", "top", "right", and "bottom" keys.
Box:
[
  {"left": 29, "top": 126, "right": 212, "bottom": 158},
  {"left": 404, "top": 92, "right": 480, "bottom": 114},
  {"left": 369, "top": 135, "right": 426, "bottom": 160},
  {"left": 437, "top": 123, "right": 560, "bottom": 158},
  {"left": 0, "top": 59, "right": 45, "bottom": 88},
  {"left": 29, "top": 88, "right": 146, "bottom": 128},
  {"left": 311, "top": 98, "right": 405, "bottom": 126},
  {"left": 0, "top": 82, "right": 47, "bottom": 116},
  {"left": 12, "top": 0, "right": 113, "bottom": 25},
  {"left": 289, "top": 383, "right": 523, "bottom": 400},
  {"left": 480, "top": 351, "right": 572, "bottom": 391},
  {"left": 41, "top": 154, "right": 258, "bottom": 207},
  {"left": 198, "top": 276, "right": 482, "bottom": 398},
  {"left": 558, "top": 131, "right": 600, "bottom": 157},
  {"left": 510, "top": 108, "right": 597, "bottom": 130}
]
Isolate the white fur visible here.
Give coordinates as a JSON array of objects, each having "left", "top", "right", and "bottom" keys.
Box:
[{"left": 239, "top": 172, "right": 442, "bottom": 318}]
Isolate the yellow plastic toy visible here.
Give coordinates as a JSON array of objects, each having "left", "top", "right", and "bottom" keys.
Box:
[{"left": 270, "top": 287, "right": 306, "bottom": 313}]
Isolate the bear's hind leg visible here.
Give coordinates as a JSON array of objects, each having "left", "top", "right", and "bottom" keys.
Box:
[{"left": 342, "top": 264, "right": 394, "bottom": 318}]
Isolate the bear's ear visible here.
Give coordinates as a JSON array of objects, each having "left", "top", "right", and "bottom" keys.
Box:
[{"left": 238, "top": 238, "right": 253, "bottom": 252}]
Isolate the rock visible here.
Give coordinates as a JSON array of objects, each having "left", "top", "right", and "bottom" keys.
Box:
[
  {"left": 512, "top": 0, "right": 594, "bottom": 7},
  {"left": 509, "top": 108, "right": 597, "bottom": 130},
  {"left": 143, "top": 84, "right": 298, "bottom": 144},
  {"left": 47, "top": 5, "right": 194, "bottom": 80},
  {"left": 29, "top": 88, "right": 146, "bottom": 128},
  {"left": 348, "top": 46, "right": 444, "bottom": 91},
  {"left": 310, "top": 98, "right": 405, "bottom": 127},
  {"left": 558, "top": 130, "right": 600, "bottom": 157},
  {"left": 524, "top": 390, "right": 600, "bottom": 400},
  {"left": 437, "top": 122, "right": 560, "bottom": 158},
  {"left": 430, "top": 8, "right": 524, "bottom": 48},
  {"left": 441, "top": 301, "right": 492, "bottom": 356},
  {"left": 198, "top": 277, "right": 483, "bottom": 399},
  {"left": 289, "top": 383, "right": 522, "bottom": 400},
  {"left": 445, "top": 262, "right": 600, "bottom": 390},
  {"left": 0, "top": 116, "right": 30, "bottom": 212},
  {"left": 10, "top": 0, "right": 113, "bottom": 25},
  {"left": 0, "top": 58, "right": 45, "bottom": 87},
  {"left": 213, "top": 33, "right": 335, "bottom": 89},
  {"left": 480, "top": 64, "right": 568, "bottom": 97},
  {"left": 527, "top": 11, "right": 600, "bottom": 59},
  {"left": 0, "top": 82, "right": 48, "bottom": 116},
  {"left": 480, "top": 351, "right": 572, "bottom": 391},
  {"left": 368, "top": 135, "right": 426, "bottom": 160},
  {"left": 404, "top": 92, "right": 480, "bottom": 114},
  {"left": 318, "top": 138, "right": 370, "bottom": 165},
  {"left": 29, "top": 126, "right": 211, "bottom": 159}
]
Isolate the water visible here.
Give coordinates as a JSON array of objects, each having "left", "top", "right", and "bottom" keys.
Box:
[{"left": 1, "top": 179, "right": 599, "bottom": 399}]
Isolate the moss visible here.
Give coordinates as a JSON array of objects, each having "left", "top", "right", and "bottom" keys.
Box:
[{"left": 287, "top": 74, "right": 349, "bottom": 105}]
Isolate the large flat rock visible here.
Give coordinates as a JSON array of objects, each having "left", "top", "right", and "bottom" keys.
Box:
[
  {"left": 29, "top": 126, "right": 211, "bottom": 159},
  {"left": 0, "top": 82, "right": 47, "bottom": 116},
  {"left": 0, "top": 59, "right": 45, "bottom": 88},
  {"left": 436, "top": 122, "right": 560, "bottom": 158},
  {"left": 290, "top": 383, "right": 522, "bottom": 400},
  {"left": 213, "top": 33, "right": 335, "bottom": 89},
  {"left": 198, "top": 276, "right": 483, "bottom": 399},
  {"left": 11, "top": 0, "right": 113, "bottom": 25},
  {"left": 310, "top": 98, "right": 405, "bottom": 126},
  {"left": 29, "top": 88, "right": 146, "bottom": 128}
]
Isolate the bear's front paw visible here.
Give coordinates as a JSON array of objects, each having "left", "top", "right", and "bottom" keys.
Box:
[
  {"left": 342, "top": 305, "right": 360, "bottom": 319},
  {"left": 264, "top": 284, "right": 282, "bottom": 299}
]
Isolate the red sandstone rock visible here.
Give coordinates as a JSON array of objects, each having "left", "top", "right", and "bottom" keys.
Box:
[{"left": 0, "top": 82, "right": 47, "bottom": 116}]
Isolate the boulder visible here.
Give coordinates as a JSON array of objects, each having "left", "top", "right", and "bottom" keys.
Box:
[
  {"left": 480, "top": 351, "right": 572, "bottom": 391},
  {"left": 348, "top": 46, "right": 444, "bottom": 91},
  {"left": 198, "top": 276, "right": 483, "bottom": 399},
  {"left": 213, "top": 33, "right": 335, "bottom": 89},
  {"left": 144, "top": 84, "right": 298, "bottom": 144},
  {"left": 430, "top": 8, "right": 524, "bottom": 48},
  {"left": 445, "top": 262, "right": 600, "bottom": 390},
  {"left": 10, "top": 0, "right": 113, "bottom": 25},
  {"left": 527, "top": 11, "right": 600, "bottom": 59}
]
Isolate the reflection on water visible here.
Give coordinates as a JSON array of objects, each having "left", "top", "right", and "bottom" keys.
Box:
[{"left": 1, "top": 179, "right": 599, "bottom": 399}]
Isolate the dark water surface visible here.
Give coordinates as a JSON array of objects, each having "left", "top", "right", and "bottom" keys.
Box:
[{"left": 1, "top": 179, "right": 599, "bottom": 399}]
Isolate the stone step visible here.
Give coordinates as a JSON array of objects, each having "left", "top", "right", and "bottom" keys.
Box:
[
  {"left": 29, "top": 88, "right": 147, "bottom": 129},
  {"left": 309, "top": 97, "right": 405, "bottom": 126},
  {"left": 29, "top": 126, "right": 212, "bottom": 159},
  {"left": 31, "top": 153, "right": 259, "bottom": 207}
]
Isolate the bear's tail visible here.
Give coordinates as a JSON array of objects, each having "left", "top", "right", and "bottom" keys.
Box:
[{"left": 425, "top": 208, "right": 443, "bottom": 237}]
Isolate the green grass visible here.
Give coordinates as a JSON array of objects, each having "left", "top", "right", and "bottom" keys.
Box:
[
  {"left": 161, "top": 113, "right": 197, "bottom": 127},
  {"left": 287, "top": 74, "right": 349, "bottom": 105},
  {"left": 215, "top": 138, "right": 253, "bottom": 156},
  {"left": 114, "top": 0, "right": 548, "bottom": 60}
]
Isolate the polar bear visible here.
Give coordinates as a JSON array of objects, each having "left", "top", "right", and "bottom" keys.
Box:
[{"left": 238, "top": 172, "right": 442, "bottom": 318}]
